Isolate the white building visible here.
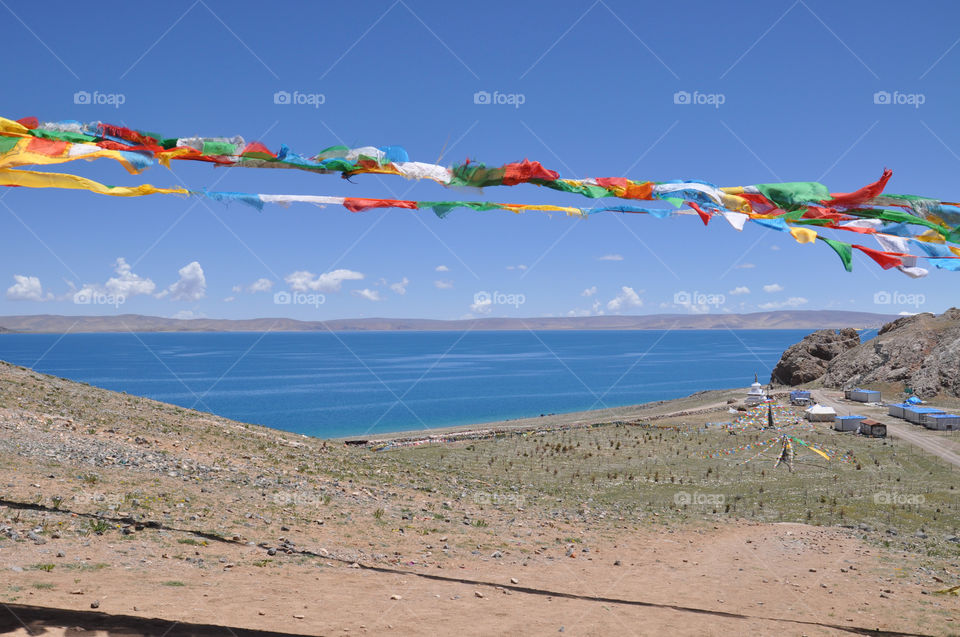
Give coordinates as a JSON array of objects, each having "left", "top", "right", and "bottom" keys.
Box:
[
  {"left": 746, "top": 373, "right": 767, "bottom": 405},
  {"left": 805, "top": 403, "right": 837, "bottom": 422}
]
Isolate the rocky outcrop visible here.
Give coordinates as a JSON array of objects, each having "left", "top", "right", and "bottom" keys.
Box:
[
  {"left": 770, "top": 328, "right": 861, "bottom": 385},
  {"left": 822, "top": 308, "right": 960, "bottom": 399}
]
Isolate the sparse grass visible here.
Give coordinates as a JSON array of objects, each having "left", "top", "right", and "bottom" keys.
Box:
[
  {"left": 161, "top": 580, "right": 186, "bottom": 587},
  {"left": 177, "top": 538, "right": 207, "bottom": 546},
  {"left": 31, "top": 583, "right": 55, "bottom": 590},
  {"left": 88, "top": 519, "right": 111, "bottom": 535},
  {"left": 30, "top": 563, "right": 55, "bottom": 572},
  {"left": 389, "top": 408, "right": 960, "bottom": 548}
]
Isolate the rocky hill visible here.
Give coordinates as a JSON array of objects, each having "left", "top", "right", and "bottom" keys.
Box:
[
  {"left": 822, "top": 308, "right": 960, "bottom": 398},
  {"left": 770, "top": 328, "right": 861, "bottom": 385},
  {"left": 772, "top": 308, "right": 960, "bottom": 399}
]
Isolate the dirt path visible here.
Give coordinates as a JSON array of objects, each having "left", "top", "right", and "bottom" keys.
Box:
[{"left": 812, "top": 390, "right": 960, "bottom": 470}]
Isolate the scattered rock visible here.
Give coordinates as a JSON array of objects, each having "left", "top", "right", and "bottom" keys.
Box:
[
  {"left": 90, "top": 601, "right": 100, "bottom": 609},
  {"left": 390, "top": 594, "right": 402, "bottom": 601}
]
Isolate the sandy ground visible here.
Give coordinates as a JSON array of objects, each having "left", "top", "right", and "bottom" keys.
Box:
[{"left": 2, "top": 520, "right": 956, "bottom": 636}]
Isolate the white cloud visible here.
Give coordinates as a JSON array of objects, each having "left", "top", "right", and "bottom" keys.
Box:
[
  {"left": 762, "top": 283, "right": 783, "bottom": 293},
  {"left": 733, "top": 263, "right": 755, "bottom": 269},
  {"left": 770, "top": 245, "right": 781, "bottom": 251},
  {"left": 506, "top": 264, "right": 528, "bottom": 271},
  {"left": 606, "top": 286, "right": 643, "bottom": 312},
  {"left": 435, "top": 265, "right": 449, "bottom": 272},
  {"left": 352, "top": 288, "right": 381, "bottom": 302},
  {"left": 758, "top": 297, "right": 808, "bottom": 310},
  {"left": 470, "top": 297, "right": 492, "bottom": 314},
  {"left": 434, "top": 279, "right": 454, "bottom": 289},
  {"left": 171, "top": 309, "right": 205, "bottom": 320},
  {"left": 729, "top": 286, "right": 750, "bottom": 296},
  {"left": 6, "top": 275, "right": 51, "bottom": 301},
  {"left": 285, "top": 269, "right": 364, "bottom": 292},
  {"left": 248, "top": 278, "right": 273, "bottom": 293},
  {"left": 389, "top": 277, "right": 409, "bottom": 295},
  {"left": 231, "top": 285, "right": 242, "bottom": 293},
  {"left": 567, "top": 300, "right": 604, "bottom": 317},
  {"left": 106, "top": 257, "right": 156, "bottom": 298},
  {"left": 582, "top": 286, "right": 597, "bottom": 297},
  {"left": 223, "top": 296, "right": 236, "bottom": 303},
  {"left": 598, "top": 254, "right": 624, "bottom": 261},
  {"left": 159, "top": 261, "right": 206, "bottom": 302}
]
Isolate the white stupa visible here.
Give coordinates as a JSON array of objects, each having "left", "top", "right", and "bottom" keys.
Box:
[{"left": 745, "top": 373, "right": 767, "bottom": 405}]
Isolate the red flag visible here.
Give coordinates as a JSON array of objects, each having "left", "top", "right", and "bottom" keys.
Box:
[
  {"left": 502, "top": 159, "right": 559, "bottom": 185},
  {"left": 343, "top": 198, "right": 417, "bottom": 213},
  {"left": 687, "top": 201, "right": 712, "bottom": 226},
  {"left": 853, "top": 244, "right": 904, "bottom": 269},
  {"left": 826, "top": 169, "right": 892, "bottom": 207}
]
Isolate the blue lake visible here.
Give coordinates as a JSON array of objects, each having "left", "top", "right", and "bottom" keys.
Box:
[{"left": 0, "top": 330, "right": 809, "bottom": 438}]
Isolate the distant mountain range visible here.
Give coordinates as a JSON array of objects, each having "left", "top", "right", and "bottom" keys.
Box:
[{"left": 0, "top": 311, "right": 900, "bottom": 333}]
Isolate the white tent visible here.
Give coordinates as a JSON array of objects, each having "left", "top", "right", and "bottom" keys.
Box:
[{"left": 804, "top": 403, "right": 837, "bottom": 422}]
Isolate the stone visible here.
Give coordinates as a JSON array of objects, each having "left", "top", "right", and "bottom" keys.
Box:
[
  {"left": 770, "top": 328, "right": 861, "bottom": 385},
  {"left": 90, "top": 601, "right": 100, "bottom": 609}
]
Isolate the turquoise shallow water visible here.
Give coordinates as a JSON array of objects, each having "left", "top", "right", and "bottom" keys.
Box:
[{"left": 0, "top": 330, "right": 808, "bottom": 438}]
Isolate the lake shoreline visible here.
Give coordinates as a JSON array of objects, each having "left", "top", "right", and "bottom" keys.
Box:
[{"left": 336, "top": 385, "right": 771, "bottom": 444}]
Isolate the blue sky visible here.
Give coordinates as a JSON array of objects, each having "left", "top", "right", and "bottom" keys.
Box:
[{"left": 2, "top": 0, "right": 959, "bottom": 321}]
